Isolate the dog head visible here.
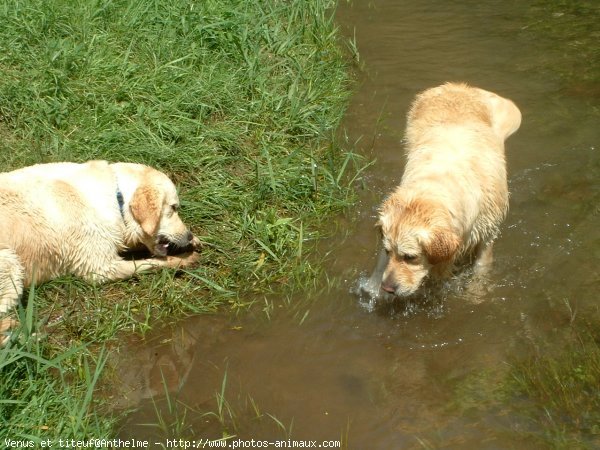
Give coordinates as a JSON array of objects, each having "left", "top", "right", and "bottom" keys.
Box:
[
  {"left": 114, "top": 163, "right": 197, "bottom": 257},
  {"left": 377, "top": 194, "right": 460, "bottom": 296}
]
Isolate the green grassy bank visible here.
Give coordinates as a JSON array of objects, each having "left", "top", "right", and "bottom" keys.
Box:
[{"left": 0, "top": 0, "right": 357, "bottom": 442}]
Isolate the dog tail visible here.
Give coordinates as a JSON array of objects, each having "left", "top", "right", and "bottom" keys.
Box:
[{"left": 481, "top": 90, "right": 522, "bottom": 141}]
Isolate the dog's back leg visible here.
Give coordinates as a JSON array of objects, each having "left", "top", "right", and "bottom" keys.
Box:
[
  {"left": 463, "top": 242, "right": 496, "bottom": 303},
  {"left": 0, "top": 248, "right": 24, "bottom": 346},
  {"left": 0, "top": 247, "right": 24, "bottom": 314}
]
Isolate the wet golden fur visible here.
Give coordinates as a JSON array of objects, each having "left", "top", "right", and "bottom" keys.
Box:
[
  {"left": 0, "top": 160, "right": 200, "bottom": 325},
  {"left": 378, "top": 82, "right": 521, "bottom": 296}
]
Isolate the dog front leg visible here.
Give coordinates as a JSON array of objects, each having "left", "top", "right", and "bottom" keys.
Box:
[
  {"left": 361, "top": 247, "right": 389, "bottom": 298},
  {"left": 473, "top": 242, "right": 494, "bottom": 275},
  {"left": 105, "top": 252, "right": 200, "bottom": 281}
]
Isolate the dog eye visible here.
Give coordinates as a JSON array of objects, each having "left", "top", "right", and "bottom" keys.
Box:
[
  {"left": 403, "top": 254, "right": 417, "bottom": 262},
  {"left": 170, "top": 204, "right": 179, "bottom": 212}
]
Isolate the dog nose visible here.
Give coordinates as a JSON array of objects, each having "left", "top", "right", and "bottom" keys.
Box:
[{"left": 185, "top": 230, "right": 193, "bottom": 242}]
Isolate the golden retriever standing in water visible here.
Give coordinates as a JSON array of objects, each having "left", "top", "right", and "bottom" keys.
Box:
[
  {"left": 375, "top": 82, "right": 521, "bottom": 297},
  {"left": 0, "top": 160, "right": 200, "bottom": 338}
]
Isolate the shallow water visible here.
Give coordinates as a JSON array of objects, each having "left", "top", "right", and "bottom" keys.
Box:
[{"left": 115, "top": 1, "right": 599, "bottom": 448}]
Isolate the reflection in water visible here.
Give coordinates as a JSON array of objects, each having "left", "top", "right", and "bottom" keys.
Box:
[{"left": 116, "top": 1, "right": 599, "bottom": 448}]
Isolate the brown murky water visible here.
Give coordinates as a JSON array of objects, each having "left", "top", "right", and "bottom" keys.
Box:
[{"left": 115, "top": 1, "right": 599, "bottom": 448}]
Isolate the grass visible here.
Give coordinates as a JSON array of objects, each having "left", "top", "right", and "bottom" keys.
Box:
[
  {"left": 0, "top": 287, "right": 114, "bottom": 443},
  {"left": 506, "top": 324, "right": 600, "bottom": 449},
  {"left": 0, "top": 0, "right": 358, "bottom": 442},
  {"left": 138, "top": 369, "right": 296, "bottom": 446}
]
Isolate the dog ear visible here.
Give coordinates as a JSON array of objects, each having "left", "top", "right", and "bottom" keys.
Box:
[
  {"left": 422, "top": 228, "right": 460, "bottom": 265},
  {"left": 130, "top": 184, "right": 163, "bottom": 237}
]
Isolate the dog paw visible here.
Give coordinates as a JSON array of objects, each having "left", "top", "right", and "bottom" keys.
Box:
[{"left": 167, "top": 251, "right": 201, "bottom": 269}]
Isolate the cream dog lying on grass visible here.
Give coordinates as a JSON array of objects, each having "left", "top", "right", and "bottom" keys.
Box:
[
  {"left": 0, "top": 160, "right": 200, "bottom": 342},
  {"left": 368, "top": 82, "right": 521, "bottom": 299}
]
